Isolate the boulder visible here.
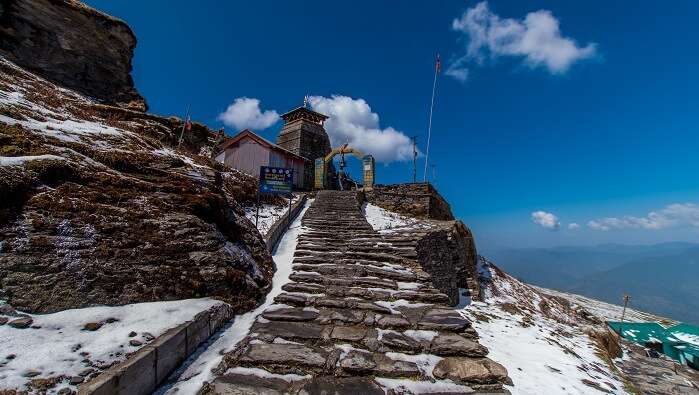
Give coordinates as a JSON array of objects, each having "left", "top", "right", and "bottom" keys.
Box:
[
  {"left": 433, "top": 357, "right": 511, "bottom": 386},
  {"left": 8, "top": 316, "right": 32, "bottom": 328},
  {"left": 82, "top": 322, "right": 103, "bottom": 331},
  {"left": 339, "top": 351, "right": 376, "bottom": 373},
  {"left": 239, "top": 343, "right": 327, "bottom": 368},
  {"left": 430, "top": 333, "right": 488, "bottom": 357},
  {"left": 418, "top": 309, "right": 470, "bottom": 331},
  {"left": 262, "top": 308, "right": 319, "bottom": 322},
  {"left": 0, "top": 304, "right": 17, "bottom": 315},
  {"left": 301, "top": 376, "right": 384, "bottom": 395}
]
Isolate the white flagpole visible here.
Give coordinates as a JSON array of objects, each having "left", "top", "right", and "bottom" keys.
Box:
[
  {"left": 177, "top": 104, "right": 190, "bottom": 149},
  {"left": 423, "top": 58, "right": 439, "bottom": 182}
]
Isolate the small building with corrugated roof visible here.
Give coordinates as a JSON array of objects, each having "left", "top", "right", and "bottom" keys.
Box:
[{"left": 215, "top": 129, "right": 306, "bottom": 188}]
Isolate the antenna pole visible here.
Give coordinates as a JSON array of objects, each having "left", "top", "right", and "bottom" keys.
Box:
[
  {"left": 177, "top": 104, "right": 190, "bottom": 149},
  {"left": 423, "top": 59, "right": 439, "bottom": 182}
]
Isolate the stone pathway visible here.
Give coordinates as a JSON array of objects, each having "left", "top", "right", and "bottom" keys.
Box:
[{"left": 204, "top": 191, "right": 510, "bottom": 394}]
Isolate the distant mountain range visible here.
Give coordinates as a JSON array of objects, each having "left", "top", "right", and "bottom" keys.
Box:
[{"left": 489, "top": 242, "right": 699, "bottom": 325}]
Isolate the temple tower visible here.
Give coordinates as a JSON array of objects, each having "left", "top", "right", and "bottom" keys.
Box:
[{"left": 276, "top": 106, "right": 332, "bottom": 189}]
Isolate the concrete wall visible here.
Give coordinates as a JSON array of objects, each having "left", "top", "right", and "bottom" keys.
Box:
[
  {"left": 77, "top": 303, "right": 233, "bottom": 395},
  {"left": 364, "top": 183, "right": 454, "bottom": 220}
]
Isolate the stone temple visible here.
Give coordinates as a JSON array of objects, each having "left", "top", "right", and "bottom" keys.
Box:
[{"left": 276, "top": 106, "right": 332, "bottom": 189}]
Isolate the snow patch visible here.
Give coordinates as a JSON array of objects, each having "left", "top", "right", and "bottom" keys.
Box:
[
  {"left": 224, "top": 366, "right": 310, "bottom": 382},
  {"left": 362, "top": 203, "right": 430, "bottom": 233},
  {"left": 375, "top": 377, "right": 473, "bottom": 394},
  {"left": 0, "top": 299, "right": 222, "bottom": 392},
  {"left": 0, "top": 154, "right": 65, "bottom": 166}
]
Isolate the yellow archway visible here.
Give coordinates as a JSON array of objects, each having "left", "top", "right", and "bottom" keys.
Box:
[{"left": 315, "top": 144, "right": 375, "bottom": 190}]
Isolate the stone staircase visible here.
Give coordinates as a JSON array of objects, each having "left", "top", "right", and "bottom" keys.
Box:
[{"left": 205, "top": 191, "right": 511, "bottom": 394}]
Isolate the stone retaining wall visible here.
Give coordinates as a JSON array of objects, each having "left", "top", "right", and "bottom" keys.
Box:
[
  {"left": 414, "top": 221, "right": 481, "bottom": 304},
  {"left": 77, "top": 303, "right": 233, "bottom": 395},
  {"left": 364, "top": 183, "right": 454, "bottom": 220},
  {"left": 264, "top": 194, "right": 308, "bottom": 252}
]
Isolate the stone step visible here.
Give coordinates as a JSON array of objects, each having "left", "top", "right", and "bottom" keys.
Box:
[{"left": 209, "top": 190, "right": 511, "bottom": 394}]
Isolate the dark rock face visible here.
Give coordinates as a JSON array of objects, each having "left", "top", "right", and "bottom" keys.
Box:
[
  {"left": 0, "top": 57, "right": 273, "bottom": 314},
  {"left": 364, "top": 183, "right": 454, "bottom": 220},
  {"left": 0, "top": 0, "right": 147, "bottom": 111}
]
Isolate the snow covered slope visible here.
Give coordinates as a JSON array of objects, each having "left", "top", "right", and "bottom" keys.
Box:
[{"left": 461, "top": 258, "right": 629, "bottom": 394}]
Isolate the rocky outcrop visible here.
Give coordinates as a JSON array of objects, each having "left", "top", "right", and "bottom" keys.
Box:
[
  {"left": 0, "top": 56, "right": 272, "bottom": 313},
  {"left": 365, "top": 183, "right": 454, "bottom": 220},
  {"left": 0, "top": 0, "right": 147, "bottom": 110},
  {"left": 207, "top": 191, "right": 510, "bottom": 394}
]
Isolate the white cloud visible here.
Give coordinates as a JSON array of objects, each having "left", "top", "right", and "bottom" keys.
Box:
[
  {"left": 587, "top": 203, "right": 699, "bottom": 231},
  {"left": 531, "top": 211, "right": 560, "bottom": 231},
  {"left": 568, "top": 223, "right": 580, "bottom": 230},
  {"left": 449, "top": 1, "right": 597, "bottom": 80},
  {"left": 445, "top": 58, "right": 469, "bottom": 82},
  {"left": 308, "top": 95, "right": 415, "bottom": 163},
  {"left": 217, "top": 97, "right": 279, "bottom": 130}
]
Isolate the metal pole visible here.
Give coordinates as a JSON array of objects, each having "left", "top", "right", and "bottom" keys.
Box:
[
  {"left": 177, "top": 104, "right": 190, "bottom": 150},
  {"left": 619, "top": 294, "right": 630, "bottom": 334},
  {"left": 255, "top": 189, "right": 260, "bottom": 229},
  {"left": 423, "top": 61, "right": 438, "bottom": 182},
  {"left": 287, "top": 193, "right": 292, "bottom": 227}
]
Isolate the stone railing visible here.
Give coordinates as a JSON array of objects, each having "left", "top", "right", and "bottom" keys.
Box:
[
  {"left": 264, "top": 194, "right": 308, "bottom": 252},
  {"left": 77, "top": 303, "right": 233, "bottom": 395}
]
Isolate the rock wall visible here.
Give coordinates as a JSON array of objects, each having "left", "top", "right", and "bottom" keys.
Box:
[
  {"left": 412, "top": 221, "right": 480, "bottom": 305},
  {"left": 0, "top": 0, "right": 147, "bottom": 110},
  {"left": 365, "top": 183, "right": 454, "bottom": 221}
]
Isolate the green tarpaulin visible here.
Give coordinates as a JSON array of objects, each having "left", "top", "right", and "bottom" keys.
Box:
[{"left": 608, "top": 321, "right": 699, "bottom": 369}]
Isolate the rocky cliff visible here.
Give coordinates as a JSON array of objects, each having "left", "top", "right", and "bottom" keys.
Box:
[
  {"left": 0, "top": 0, "right": 147, "bottom": 111},
  {"left": 0, "top": 54, "right": 272, "bottom": 314}
]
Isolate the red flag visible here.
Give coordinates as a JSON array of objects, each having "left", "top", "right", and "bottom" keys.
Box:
[
  {"left": 435, "top": 54, "right": 441, "bottom": 73},
  {"left": 185, "top": 118, "right": 192, "bottom": 132}
]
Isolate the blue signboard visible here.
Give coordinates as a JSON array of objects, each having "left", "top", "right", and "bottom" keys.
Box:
[{"left": 259, "top": 166, "right": 293, "bottom": 195}]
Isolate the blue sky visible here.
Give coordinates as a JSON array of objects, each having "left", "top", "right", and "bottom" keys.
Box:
[{"left": 85, "top": 0, "right": 699, "bottom": 254}]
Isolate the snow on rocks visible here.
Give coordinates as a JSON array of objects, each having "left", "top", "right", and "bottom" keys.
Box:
[
  {"left": 0, "top": 298, "right": 224, "bottom": 393},
  {"left": 375, "top": 377, "right": 474, "bottom": 394},
  {"left": 0, "top": 154, "right": 66, "bottom": 166},
  {"left": 363, "top": 202, "right": 432, "bottom": 233}
]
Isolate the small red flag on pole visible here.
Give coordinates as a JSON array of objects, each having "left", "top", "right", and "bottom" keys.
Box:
[
  {"left": 185, "top": 118, "right": 192, "bottom": 132},
  {"left": 436, "top": 53, "right": 441, "bottom": 73}
]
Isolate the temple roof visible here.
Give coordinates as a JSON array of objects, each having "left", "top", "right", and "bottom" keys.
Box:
[{"left": 280, "top": 106, "right": 328, "bottom": 123}]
